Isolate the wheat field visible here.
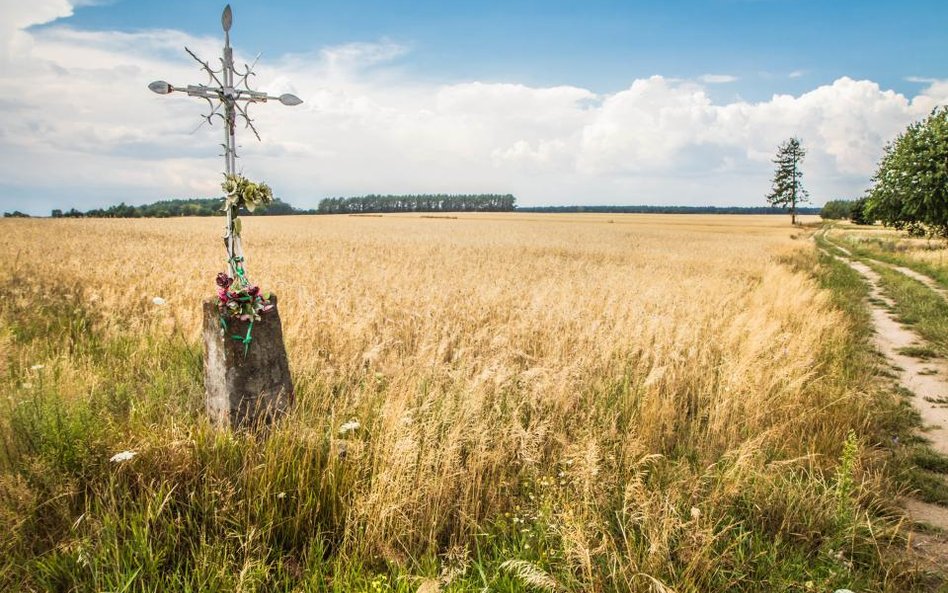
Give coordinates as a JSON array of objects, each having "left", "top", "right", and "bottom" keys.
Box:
[{"left": 0, "top": 214, "right": 919, "bottom": 591}]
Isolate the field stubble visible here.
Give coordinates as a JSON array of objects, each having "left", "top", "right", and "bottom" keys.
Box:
[{"left": 0, "top": 214, "right": 920, "bottom": 591}]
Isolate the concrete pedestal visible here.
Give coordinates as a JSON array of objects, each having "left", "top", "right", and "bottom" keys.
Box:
[{"left": 203, "top": 295, "right": 294, "bottom": 429}]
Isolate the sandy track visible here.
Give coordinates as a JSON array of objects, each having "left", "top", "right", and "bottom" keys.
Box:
[
  {"left": 889, "top": 264, "right": 948, "bottom": 303},
  {"left": 823, "top": 228, "right": 948, "bottom": 302},
  {"left": 821, "top": 247, "right": 948, "bottom": 531},
  {"left": 839, "top": 257, "right": 948, "bottom": 454}
]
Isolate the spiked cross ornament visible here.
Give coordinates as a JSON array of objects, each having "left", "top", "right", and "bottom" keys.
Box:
[{"left": 148, "top": 4, "right": 302, "bottom": 281}]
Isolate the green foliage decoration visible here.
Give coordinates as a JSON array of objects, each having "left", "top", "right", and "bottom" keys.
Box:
[
  {"left": 222, "top": 174, "right": 274, "bottom": 215},
  {"left": 865, "top": 107, "right": 948, "bottom": 238}
]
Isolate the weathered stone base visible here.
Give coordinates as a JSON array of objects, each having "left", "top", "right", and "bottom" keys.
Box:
[{"left": 203, "top": 295, "right": 294, "bottom": 429}]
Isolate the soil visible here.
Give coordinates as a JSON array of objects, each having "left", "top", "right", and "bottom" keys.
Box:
[
  {"left": 842, "top": 258, "right": 948, "bottom": 454},
  {"left": 827, "top": 250, "right": 948, "bottom": 533},
  {"left": 890, "top": 264, "right": 948, "bottom": 303}
]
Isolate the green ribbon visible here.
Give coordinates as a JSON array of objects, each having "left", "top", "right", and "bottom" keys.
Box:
[
  {"left": 219, "top": 257, "right": 258, "bottom": 355},
  {"left": 230, "top": 319, "right": 254, "bottom": 356},
  {"left": 229, "top": 256, "right": 249, "bottom": 288}
]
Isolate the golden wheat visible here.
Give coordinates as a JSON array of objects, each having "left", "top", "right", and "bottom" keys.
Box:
[{"left": 2, "top": 213, "right": 904, "bottom": 590}]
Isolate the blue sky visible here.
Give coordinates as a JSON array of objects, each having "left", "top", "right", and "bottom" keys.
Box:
[
  {"left": 55, "top": 0, "right": 947, "bottom": 99},
  {"left": 2, "top": 0, "right": 948, "bottom": 213}
]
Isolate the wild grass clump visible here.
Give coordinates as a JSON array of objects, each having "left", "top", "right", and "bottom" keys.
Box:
[
  {"left": 832, "top": 229, "right": 948, "bottom": 288},
  {"left": 0, "top": 215, "right": 927, "bottom": 591}
]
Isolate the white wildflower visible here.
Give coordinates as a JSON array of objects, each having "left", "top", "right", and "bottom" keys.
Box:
[
  {"left": 30, "top": 364, "right": 45, "bottom": 371},
  {"left": 109, "top": 450, "right": 137, "bottom": 463},
  {"left": 152, "top": 297, "right": 167, "bottom": 306},
  {"left": 277, "top": 492, "right": 286, "bottom": 499},
  {"left": 338, "top": 420, "right": 360, "bottom": 434}
]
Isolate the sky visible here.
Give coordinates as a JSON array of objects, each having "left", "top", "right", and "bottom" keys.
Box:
[{"left": 1, "top": 0, "right": 947, "bottom": 214}]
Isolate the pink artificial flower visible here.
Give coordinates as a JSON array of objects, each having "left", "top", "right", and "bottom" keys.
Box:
[{"left": 215, "top": 272, "right": 232, "bottom": 288}]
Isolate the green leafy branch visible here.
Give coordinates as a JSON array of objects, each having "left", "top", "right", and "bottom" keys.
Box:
[{"left": 221, "top": 174, "right": 274, "bottom": 236}]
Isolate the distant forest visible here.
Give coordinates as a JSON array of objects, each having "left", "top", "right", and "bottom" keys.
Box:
[
  {"left": 517, "top": 205, "right": 823, "bottom": 215},
  {"left": 14, "top": 197, "right": 828, "bottom": 219},
  {"left": 316, "top": 194, "right": 517, "bottom": 214},
  {"left": 50, "top": 198, "right": 315, "bottom": 218},
  {"left": 42, "top": 194, "right": 516, "bottom": 218}
]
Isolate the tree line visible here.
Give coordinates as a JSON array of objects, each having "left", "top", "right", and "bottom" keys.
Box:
[
  {"left": 316, "top": 194, "right": 516, "bottom": 214},
  {"left": 819, "top": 198, "right": 871, "bottom": 224},
  {"left": 865, "top": 107, "right": 948, "bottom": 238},
  {"left": 519, "top": 205, "right": 821, "bottom": 215},
  {"left": 768, "top": 107, "right": 947, "bottom": 237},
  {"left": 50, "top": 197, "right": 315, "bottom": 218}
]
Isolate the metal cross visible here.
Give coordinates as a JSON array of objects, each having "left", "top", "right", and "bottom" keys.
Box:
[{"left": 148, "top": 4, "right": 302, "bottom": 282}]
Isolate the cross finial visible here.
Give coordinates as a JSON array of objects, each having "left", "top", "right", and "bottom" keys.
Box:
[{"left": 147, "top": 4, "right": 302, "bottom": 281}]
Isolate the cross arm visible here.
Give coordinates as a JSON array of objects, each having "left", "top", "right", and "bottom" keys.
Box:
[
  {"left": 148, "top": 80, "right": 301, "bottom": 106},
  {"left": 243, "top": 91, "right": 304, "bottom": 106},
  {"left": 149, "top": 80, "right": 221, "bottom": 99},
  {"left": 233, "top": 90, "right": 303, "bottom": 106}
]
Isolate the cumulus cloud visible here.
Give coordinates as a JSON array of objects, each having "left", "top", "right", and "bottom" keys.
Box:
[
  {"left": 0, "top": 0, "right": 74, "bottom": 58},
  {"left": 2, "top": 2, "right": 948, "bottom": 214},
  {"left": 698, "top": 74, "right": 738, "bottom": 84}
]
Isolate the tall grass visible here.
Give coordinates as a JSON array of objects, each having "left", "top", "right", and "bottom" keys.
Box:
[
  {"left": 823, "top": 226, "right": 948, "bottom": 356},
  {"left": 0, "top": 214, "right": 926, "bottom": 591},
  {"left": 829, "top": 225, "right": 948, "bottom": 288}
]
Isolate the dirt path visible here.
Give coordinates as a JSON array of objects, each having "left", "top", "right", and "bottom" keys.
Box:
[
  {"left": 819, "top": 248, "right": 948, "bottom": 534},
  {"left": 889, "top": 264, "right": 948, "bottom": 303},
  {"left": 838, "top": 256, "right": 948, "bottom": 454},
  {"left": 823, "top": 228, "right": 948, "bottom": 302},
  {"left": 815, "top": 231, "right": 948, "bottom": 570}
]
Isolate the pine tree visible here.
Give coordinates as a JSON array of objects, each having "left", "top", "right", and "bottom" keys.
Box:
[{"left": 766, "top": 137, "right": 809, "bottom": 225}]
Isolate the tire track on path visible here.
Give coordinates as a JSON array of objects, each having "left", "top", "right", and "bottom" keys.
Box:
[
  {"left": 823, "top": 228, "right": 948, "bottom": 303},
  {"left": 835, "top": 255, "right": 948, "bottom": 453},
  {"left": 888, "top": 263, "right": 948, "bottom": 303},
  {"left": 819, "top": 245, "right": 948, "bottom": 528}
]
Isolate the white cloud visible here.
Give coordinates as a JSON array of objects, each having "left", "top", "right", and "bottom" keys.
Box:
[
  {"left": 0, "top": 0, "right": 74, "bottom": 58},
  {"left": 698, "top": 74, "right": 738, "bottom": 84},
  {"left": 2, "top": 2, "right": 948, "bottom": 214},
  {"left": 318, "top": 41, "right": 408, "bottom": 74},
  {"left": 906, "top": 76, "right": 937, "bottom": 84},
  {"left": 788, "top": 70, "right": 806, "bottom": 79}
]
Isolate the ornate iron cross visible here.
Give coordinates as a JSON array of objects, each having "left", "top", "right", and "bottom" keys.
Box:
[{"left": 148, "top": 4, "right": 302, "bottom": 280}]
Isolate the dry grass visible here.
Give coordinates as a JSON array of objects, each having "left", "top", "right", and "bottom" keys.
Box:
[
  {"left": 0, "top": 213, "right": 921, "bottom": 591},
  {"left": 829, "top": 222, "right": 948, "bottom": 281}
]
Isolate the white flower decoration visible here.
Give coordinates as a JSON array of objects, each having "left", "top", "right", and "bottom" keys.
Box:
[
  {"left": 110, "top": 450, "right": 137, "bottom": 463},
  {"left": 338, "top": 420, "right": 360, "bottom": 434}
]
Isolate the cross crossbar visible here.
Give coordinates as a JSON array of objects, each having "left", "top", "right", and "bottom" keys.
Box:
[{"left": 148, "top": 4, "right": 302, "bottom": 281}]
